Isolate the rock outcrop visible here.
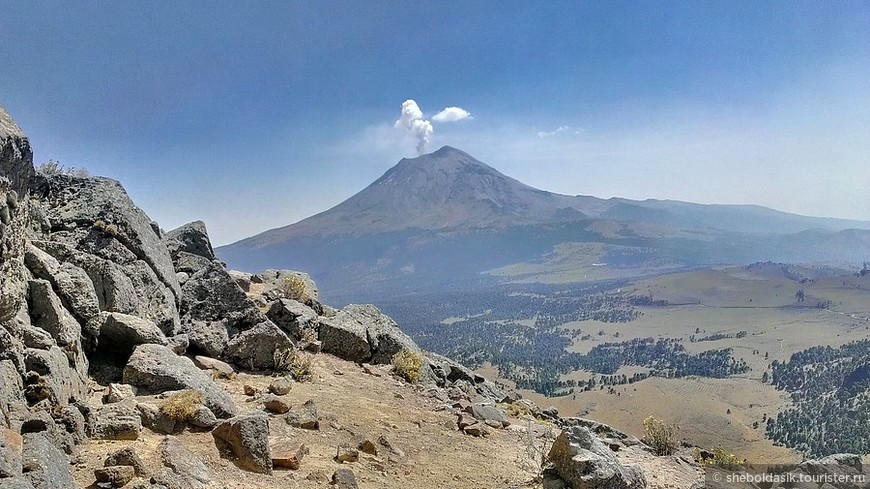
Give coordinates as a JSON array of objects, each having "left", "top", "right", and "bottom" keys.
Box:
[
  {"left": 548, "top": 426, "right": 646, "bottom": 489},
  {"left": 318, "top": 304, "right": 419, "bottom": 364}
]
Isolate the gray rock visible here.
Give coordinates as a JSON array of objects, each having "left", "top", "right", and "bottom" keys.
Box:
[
  {"left": 335, "top": 445, "right": 359, "bottom": 464},
  {"left": 331, "top": 468, "right": 359, "bottom": 489},
  {"left": 228, "top": 270, "right": 252, "bottom": 292},
  {"left": 176, "top": 271, "right": 190, "bottom": 285},
  {"left": 0, "top": 359, "right": 25, "bottom": 429},
  {"left": 212, "top": 415, "right": 272, "bottom": 474},
  {"left": 0, "top": 428, "right": 23, "bottom": 478},
  {"left": 317, "top": 315, "right": 370, "bottom": 363},
  {"left": 318, "top": 304, "right": 420, "bottom": 364},
  {"left": 20, "top": 432, "right": 75, "bottom": 489},
  {"left": 167, "top": 333, "right": 189, "bottom": 355},
  {"left": 19, "top": 411, "right": 77, "bottom": 457},
  {"left": 0, "top": 104, "right": 34, "bottom": 195},
  {"left": 224, "top": 321, "right": 294, "bottom": 370},
  {"left": 179, "top": 261, "right": 265, "bottom": 330},
  {"left": 27, "top": 279, "right": 81, "bottom": 347},
  {"left": 0, "top": 476, "right": 36, "bottom": 489},
  {"left": 123, "top": 344, "right": 237, "bottom": 418},
  {"left": 54, "top": 404, "right": 87, "bottom": 446},
  {"left": 559, "top": 418, "right": 642, "bottom": 447},
  {"left": 285, "top": 400, "right": 319, "bottom": 430},
  {"left": 470, "top": 403, "right": 509, "bottom": 427},
  {"left": 24, "top": 244, "right": 101, "bottom": 334},
  {"left": 136, "top": 402, "right": 181, "bottom": 435},
  {"left": 262, "top": 395, "right": 291, "bottom": 414},
  {"left": 87, "top": 402, "right": 141, "bottom": 440},
  {"left": 257, "top": 269, "right": 320, "bottom": 301},
  {"left": 31, "top": 241, "right": 139, "bottom": 318},
  {"left": 189, "top": 405, "right": 218, "bottom": 430},
  {"left": 105, "top": 383, "right": 137, "bottom": 404},
  {"left": 0, "top": 178, "right": 28, "bottom": 325},
  {"left": 548, "top": 426, "right": 646, "bottom": 489},
  {"left": 179, "top": 321, "right": 229, "bottom": 358},
  {"left": 173, "top": 252, "right": 213, "bottom": 275},
  {"left": 23, "top": 346, "right": 87, "bottom": 406},
  {"left": 100, "top": 312, "right": 168, "bottom": 353},
  {"left": 192, "top": 355, "right": 235, "bottom": 379},
  {"left": 104, "top": 446, "right": 147, "bottom": 476},
  {"left": 156, "top": 435, "right": 211, "bottom": 488},
  {"left": 29, "top": 175, "right": 181, "bottom": 332},
  {"left": 20, "top": 327, "right": 53, "bottom": 350},
  {"left": 268, "top": 376, "right": 293, "bottom": 396},
  {"left": 266, "top": 299, "right": 318, "bottom": 339},
  {"left": 94, "top": 465, "right": 135, "bottom": 487},
  {"left": 165, "top": 221, "right": 215, "bottom": 263}
]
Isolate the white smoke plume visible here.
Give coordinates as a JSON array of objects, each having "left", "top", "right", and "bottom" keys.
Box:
[
  {"left": 395, "top": 99, "right": 471, "bottom": 154},
  {"left": 395, "top": 99, "right": 434, "bottom": 154}
]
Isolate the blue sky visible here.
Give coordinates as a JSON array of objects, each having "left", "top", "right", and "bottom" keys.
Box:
[{"left": 1, "top": 1, "right": 868, "bottom": 244}]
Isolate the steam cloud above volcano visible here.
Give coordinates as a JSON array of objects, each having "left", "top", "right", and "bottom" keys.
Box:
[{"left": 395, "top": 99, "right": 471, "bottom": 154}]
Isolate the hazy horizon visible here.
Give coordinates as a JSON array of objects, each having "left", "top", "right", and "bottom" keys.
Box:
[{"left": 2, "top": 2, "right": 868, "bottom": 245}]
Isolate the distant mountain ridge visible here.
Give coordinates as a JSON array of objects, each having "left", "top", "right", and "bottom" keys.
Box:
[{"left": 217, "top": 146, "right": 870, "bottom": 303}]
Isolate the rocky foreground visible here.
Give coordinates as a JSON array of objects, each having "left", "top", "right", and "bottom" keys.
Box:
[{"left": 1, "top": 104, "right": 866, "bottom": 489}]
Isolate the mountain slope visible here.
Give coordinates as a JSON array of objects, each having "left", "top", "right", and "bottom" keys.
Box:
[{"left": 217, "top": 146, "right": 870, "bottom": 303}]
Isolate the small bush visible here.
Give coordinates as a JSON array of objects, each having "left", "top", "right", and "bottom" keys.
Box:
[
  {"left": 159, "top": 390, "right": 203, "bottom": 422},
  {"left": 37, "top": 160, "right": 90, "bottom": 178},
  {"left": 392, "top": 348, "right": 423, "bottom": 383},
  {"left": 104, "top": 223, "right": 119, "bottom": 236},
  {"left": 694, "top": 446, "right": 745, "bottom": 470},
  {"left": 506, "top": 401, "right": 532, "bottom": 418},
  {"left": 279, "top": 276, "right": 309, "bottom": 303},
  {"left": 92, "top": 219, "right": 107, "bottom": 230},
  {"left": 274, "top": 348, "right": 313, "bottom": 382},
  {"left": 643, "top": 415, "right": 680, "bottom": 456},
  {"left": 299, "top": 326, "right": 318, "bottom": 343}
]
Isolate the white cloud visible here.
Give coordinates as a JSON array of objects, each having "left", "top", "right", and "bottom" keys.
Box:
[
  {"left": 536, "top": 125, "right": 570, "bottom": 138},
  {"left": 433, "top": 106, "right": 472, "bottom": 122}
]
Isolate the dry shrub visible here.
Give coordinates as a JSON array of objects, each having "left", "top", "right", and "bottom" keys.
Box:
[
  {"left": 643, "top": 415, "right": 680, "bottom": 455},
  {"left": 392, "top": 349, "right": 423, "bottom": 383},
  {"left": 280, "top": 276, "right": 309, "bottom": 303},
  {"left": 159, "top": 390, "right": 203, "bottom": 422},
  {"left": 506, "top": 401, "right": 532, "bottom": 418},
  {"left": 274, "top": 347, "right": 313, "bottom": 382},
  {"left": 299, "top": 326, "right": 318, "bottom": 343},
  {"left": 694, "top": 446, "right": 745, "bottom": 470}
]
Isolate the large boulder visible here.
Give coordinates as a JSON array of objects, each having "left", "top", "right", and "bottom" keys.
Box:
[
  {"left": 179, "top": 261, "right": 266, "bottom": 356},
  {"left": 24, "top": 244, "right": 101, "bottom": 334},
  {"left": 318, "top": 304, "right": 419, "bottom": 364},
  {"left": 29, "top": 174, "right": 181, "bottom": 332},
  {"left": 20, "top": 432, "right": 75, "bottom": 489},
  {"left": 256, "top": 269, "right": 320, "bottom": 301},
  {"left": 0, "top": 428, "right": 23, "bottom": 478},
  {"left": 223, "top": 321, "right": 294, "bottom": 370},
  {"left": 27, "top": 280, "right": 81, "bottom": 347},
  {"left": 0, "top": 105, "right": 34, "bottom": 195},
  {"left": 32, "top": 240, "right": 139, "bottom": 317},
  {"left": 266, "top": 298, "right": 318, "bottom": 339},
  {"left": 212, "top": 415, "right": 272, "bottom": 474},
  {"left": 154, "top": 435, "right": 211, "bottom": 489},
  {"left": 548, "top": 426, "right": 646, "bottom": 489},
  {"left": 99, "top": 311, "right": 168, "bottom": 355},
  {"left": 86, "top": 402, "right": 141, "bottom": 440},
  {"left": 0, "top": 106, "right": 31, "bottom": 323},
  {"left": 23, "top": 346, "right": 87, "bottom": 406},
  {"left": 165, "top": 221, "right": 215, "bottom": 265},
  {"left": 122, "top": 344, "right": 237, "bottom": 418}
]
